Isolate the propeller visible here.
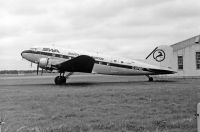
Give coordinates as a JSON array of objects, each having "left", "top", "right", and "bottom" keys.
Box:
[
  {"left": 37, "top": 63, "right": 45, "bottom": 76},
  {"left": 0, "top": 111, "right": 5, "bottom": 125},
  {"left": 37, "top": 63, "right": 39, "bottom": 75}
]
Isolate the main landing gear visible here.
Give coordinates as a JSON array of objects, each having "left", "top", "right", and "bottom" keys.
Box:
[
  {"left": 54, "top": 72, "right": 73, "bottom": 85},
  {"left": 146, "top": 75, "right": 154, "bottom": 82}
]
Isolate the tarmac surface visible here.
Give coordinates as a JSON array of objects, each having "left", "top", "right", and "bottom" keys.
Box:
[{"left": 0, "top": 74, "right": 199, "bottom": 132}]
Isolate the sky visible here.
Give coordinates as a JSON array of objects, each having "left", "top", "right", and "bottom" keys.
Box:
[{"left": 1, "top": 0, "right": 200, "bottom": 70}]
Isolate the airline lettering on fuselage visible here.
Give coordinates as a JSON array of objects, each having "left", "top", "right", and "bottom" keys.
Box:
[
  {"left": 43, "top": 48, "right": 60, "bottom": 53},
  {"left": 132, "top": 66, "right": 143, "bottom": 71},
  {"left": 68, "top": 52, "right": 104, "bottom": 61},
  {"left": 68, "top": 52, "right": 79, "bottom": 57},
  {"left": 92, "top": 56, "right": 104, "bottom": 61}
]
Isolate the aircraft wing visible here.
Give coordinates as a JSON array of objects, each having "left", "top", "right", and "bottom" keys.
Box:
[{"left": 55, "top": 55, "right": 95, "bottom": 73}]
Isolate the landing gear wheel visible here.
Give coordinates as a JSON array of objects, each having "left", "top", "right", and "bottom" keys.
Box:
[
  {"left": 149, "top": 77, "right": 153, "bottom": 82},
  {"left": 54, "top": 76, "right": 66, "bottom": 85}
]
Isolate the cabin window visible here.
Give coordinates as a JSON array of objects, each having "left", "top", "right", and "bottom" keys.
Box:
[
  {"left": 102, "top": 62, "right": 107, "bottom": 65},
  {"left": 178, "top": 56, "right": 183, "bottom": 70},
  {"left": 43, "top": 48, "right": 50, "bottom": 51},
  {"left": 196, "top": 52, "right": 200, "bottom": 69},
  {"left": 55, "top": 54, "right": 60, "bottom": 57},
  {"left": 54, "top": 49, "right": 60, "bottom": 53},
  {"left": 63, "top": 56, "right": 68, "bottom": 59}
]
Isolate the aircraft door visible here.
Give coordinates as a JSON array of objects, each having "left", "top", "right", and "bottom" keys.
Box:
[{"left": 92, "top": 60, "right": 111, "bottom": 74}]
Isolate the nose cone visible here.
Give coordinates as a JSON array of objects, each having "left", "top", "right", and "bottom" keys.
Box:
[
  {"left": 21, "top": 50, "right": 37, "bottom": 63},
  {"left": 21, "top": 50, "right": 28, "bottom": 58},
  {"left": 21, "top": 50, "right": 31, "bottom": 59}
]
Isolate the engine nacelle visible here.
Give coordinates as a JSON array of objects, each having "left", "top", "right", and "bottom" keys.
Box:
[{"left": 38, "top": 58, "right": 49, "bottom": 68}]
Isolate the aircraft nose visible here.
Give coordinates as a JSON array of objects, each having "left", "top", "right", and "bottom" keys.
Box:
[
  {"left": 21, "top": 50, "right": 25, "bottom": 58},
  {"left": 21, "top": 50, "right": 29, "bottom": 58}
]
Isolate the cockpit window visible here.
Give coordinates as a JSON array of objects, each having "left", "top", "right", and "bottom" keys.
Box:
[
  {"left": 30, "top": 48, "right": 37, "bottom": 51},
  {"left": 42, "top": 48, "right": 60, "bottom": 53}
]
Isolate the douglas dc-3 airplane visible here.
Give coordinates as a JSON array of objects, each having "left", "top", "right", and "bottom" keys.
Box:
[{"left": 21, "top": 45, "right": 176, "bottom": 85}]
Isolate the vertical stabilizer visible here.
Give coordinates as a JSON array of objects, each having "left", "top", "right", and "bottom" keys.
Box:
[{"left": 145, "top": 45, "right": 173, "bottom": 69}]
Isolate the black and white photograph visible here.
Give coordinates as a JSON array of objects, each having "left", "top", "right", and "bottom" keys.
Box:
[{"left": 0, "top": 0, "right": 200, "bottom": 131}]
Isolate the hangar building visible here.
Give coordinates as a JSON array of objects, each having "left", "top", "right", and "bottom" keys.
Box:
[{"left": 170, "top": 35, "right": 200, "bottom": 76}]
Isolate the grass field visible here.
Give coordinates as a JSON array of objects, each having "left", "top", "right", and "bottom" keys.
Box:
[{"left": 0, "top": 75, "right": 199, "bottom": 132}]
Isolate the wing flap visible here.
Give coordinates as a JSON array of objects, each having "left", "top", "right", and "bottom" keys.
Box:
[{"left": 56, "top": 55, "right": 95, "bottom": 73}]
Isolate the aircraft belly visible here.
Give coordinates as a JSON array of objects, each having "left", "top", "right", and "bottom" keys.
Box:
[
  {"left": 93, "top": 64, "right": 151, "bottom": 75},
  {"left": 109, "top": 66, "right": 151, "bottom": 75}
]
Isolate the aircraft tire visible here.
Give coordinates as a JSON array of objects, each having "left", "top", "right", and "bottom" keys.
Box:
[
  {"left": 149, "top": 77, "right": 153, "bottom": 82},
  {"left": 55, "top": 76, "right": 66, "bottom": 85}
]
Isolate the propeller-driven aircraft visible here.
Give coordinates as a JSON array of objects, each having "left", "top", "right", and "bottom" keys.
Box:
[{"left": 21, "top": 45, "right": 176, "bottom": 85}]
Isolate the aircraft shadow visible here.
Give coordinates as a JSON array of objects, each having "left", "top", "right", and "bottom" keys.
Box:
[
  {"left": 64, "top": 80, "right": 176, "bottom": 87},
  {"left": 0, "top": 80, "right": 177, "bottom": 87}
]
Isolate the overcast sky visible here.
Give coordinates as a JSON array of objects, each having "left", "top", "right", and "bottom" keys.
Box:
[{"left": 1, "top": 0, "right": 200, "bottom": 70}]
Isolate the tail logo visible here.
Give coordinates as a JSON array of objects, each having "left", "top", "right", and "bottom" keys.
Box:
[{"left": 153, "top": 49, "right": 165, "bottom": 62}]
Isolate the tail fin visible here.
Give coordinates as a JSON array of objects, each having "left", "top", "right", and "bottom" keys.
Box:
[{"left": 145, "top": 45, "right": 173, "bottom": 69}]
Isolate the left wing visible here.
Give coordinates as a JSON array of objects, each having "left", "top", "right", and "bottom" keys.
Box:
[{"left": 55, "top": 55, "right": 95, "bottom": 73}]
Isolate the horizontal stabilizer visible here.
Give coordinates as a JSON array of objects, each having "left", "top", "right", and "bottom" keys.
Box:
[
  {"left": 56, "top": 55, "right": 95, "bottom": 73},
  {"left": 146, "top": 68, "right": 176, "bottom": 74}
]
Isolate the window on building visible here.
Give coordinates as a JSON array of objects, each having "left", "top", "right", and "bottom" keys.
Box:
[
  {"left": 196, "top": 52, "right": 200, "bottom": 69},
  {"left": 178, "top": 56, "right": 183, "bottom": 70}
]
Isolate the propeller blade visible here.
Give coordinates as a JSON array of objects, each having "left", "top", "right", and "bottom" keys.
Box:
[
  {"left": 0, "top": 112, "right": 5, "bottom": 123},
  {"left": 41, "top": 69, "right": 43, "bottom": 76},
  {"left": 37, "top": 63, "right": 39, "bottom": 75}
]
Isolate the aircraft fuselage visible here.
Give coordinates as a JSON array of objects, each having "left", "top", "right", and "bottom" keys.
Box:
[{"left": 21, "top": 47, "right": 174, "bottom": 76}]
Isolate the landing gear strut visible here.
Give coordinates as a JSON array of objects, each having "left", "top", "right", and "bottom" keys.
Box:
[
  {"left": 146, "top": 75, "right": 153, "bottom": 82},
  {"left": 54, "top": 72, "right": 73, "bottom": 85}
]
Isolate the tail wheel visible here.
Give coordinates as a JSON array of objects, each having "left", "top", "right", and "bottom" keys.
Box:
[
  {"left": 146, "top": 75, "right": 154, "bottom": 82},
  {"left": 149, "top": 77, "right": 153, "bottom": 82}
]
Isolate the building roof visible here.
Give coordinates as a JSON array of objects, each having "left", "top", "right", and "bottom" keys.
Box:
[{"left": 170, "top": 35, "right": 200, "bottom": 51}]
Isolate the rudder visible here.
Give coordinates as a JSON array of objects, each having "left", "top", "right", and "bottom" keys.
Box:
[{"left": 145, "top": 45, "right": 173, "bottom": 70}]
